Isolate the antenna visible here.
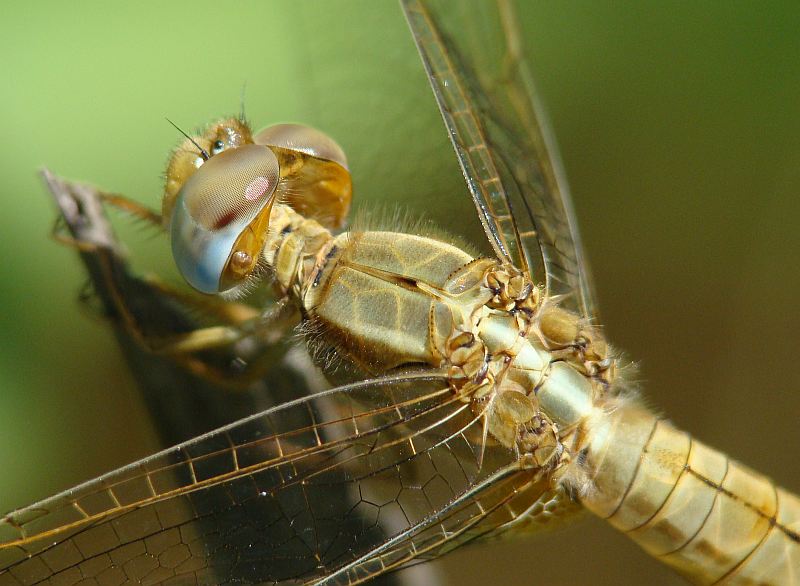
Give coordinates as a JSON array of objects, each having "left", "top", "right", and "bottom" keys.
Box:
[{"left": 165, "top": 118, "right": 210, "bottom": 161}]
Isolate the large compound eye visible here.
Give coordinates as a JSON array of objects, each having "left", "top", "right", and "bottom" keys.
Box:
[
  {"left": 253, "top": 124, "right": 352, "bottom": 229},
  {"left": 170, "top": 144, "right": 280, "bottom": 294},
  {"left": 254, "top": 123, "right": 348, "bottom": 170}
]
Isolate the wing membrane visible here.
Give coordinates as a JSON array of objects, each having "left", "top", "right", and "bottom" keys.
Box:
[
  {"left": 334, "top": 476, "right": 582, "bottom": 583},
  {"left": 0, "top": 371, "right": 522, "bottom": 585},
  {"left": 402, "top": 0, "right": 598, "bottom": 319},
  {"left": 331, "top": 466, "right": 528, "bottom": 583}
]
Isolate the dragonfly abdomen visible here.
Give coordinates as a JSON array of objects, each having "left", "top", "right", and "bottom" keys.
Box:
[{"left": 580, "top": 402, "right": 800, "bottom": 585}]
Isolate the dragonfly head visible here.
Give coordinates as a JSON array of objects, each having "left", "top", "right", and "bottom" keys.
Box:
[{"left": 163, "top": 118, "right": 353, "bottom": 294}]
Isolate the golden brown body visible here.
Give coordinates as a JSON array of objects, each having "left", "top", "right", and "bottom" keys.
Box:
[{"left": 581, "top": 403, "right": 800, "bottom": 585}]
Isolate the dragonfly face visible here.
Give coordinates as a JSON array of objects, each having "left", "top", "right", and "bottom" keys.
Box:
[
  {"left": 3, "top": 1, "right": 796, "bottom": 584},
  {"left": 165, "top": 119, "right": 352, "bottom": 294}
]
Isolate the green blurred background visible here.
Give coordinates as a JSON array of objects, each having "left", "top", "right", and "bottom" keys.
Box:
[{"left": 2, "top": 2, "right": 800, "bottom": 584}]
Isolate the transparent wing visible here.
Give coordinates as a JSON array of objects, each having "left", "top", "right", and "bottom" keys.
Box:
[
  {"left": 332, "top": 469, "right": 532, "bottom": 582},
  {"left": 0, "top": 371, "right": 528, "bottom": 586},
  {"left": 335, "top": 476, "right": 577, "bottom": 584},
  {"left": 402, "top": 0, "right": 598, "bottom": 319}
]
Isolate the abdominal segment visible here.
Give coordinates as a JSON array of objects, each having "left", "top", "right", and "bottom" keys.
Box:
[{"left": 580, "top": 402, "right": 800, "bottom": 585}]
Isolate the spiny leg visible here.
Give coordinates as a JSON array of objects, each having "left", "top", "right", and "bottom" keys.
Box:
[
  {"left": 139, "top": 275, "right": 299, "bottom": 354},
  {"left": 98, "top": 192, "right": 162, "bottom": 226},
  {"left": 51, "top": 190, "right": 163, "bottom": 251},
  {"left": 81, "top": 253, "right": 300, "bottom": 389}
]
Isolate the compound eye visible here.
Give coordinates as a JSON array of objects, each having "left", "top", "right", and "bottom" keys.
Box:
[
  {"left": 170, "top": 144, "right": 280, "bottom": 294},
  {"left": 252, "top": 124, "right": 352, "bottom": 229},
  {"left": 254, "top": 124, "right": 348, "bottom": 170}
]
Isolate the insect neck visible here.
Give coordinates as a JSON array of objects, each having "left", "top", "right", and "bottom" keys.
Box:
[{"left": 262, "top": 204, "right": 335, "bottom": 300}]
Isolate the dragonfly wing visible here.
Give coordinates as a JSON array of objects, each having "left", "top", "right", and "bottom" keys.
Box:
[
  {"left": 331, "top": 470, "right": 570, "bottom": 584},
  {"left": 329, "top": 466, "right": 530, "bottom": 582},
  {"left": 402, "top": 0, "right": 598, "bottom": 320},
  {"left": 0, "top": 371, "right": 524, "bottom": 585},
  {"left": 332, "top": 476, "right": 586, "bottom": 583}
]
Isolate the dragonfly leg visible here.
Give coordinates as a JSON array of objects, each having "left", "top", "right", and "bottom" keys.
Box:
[
  {"left": 51, "top": 191, "right": 163, "bottom": 252},
  {"left": 138, "top": 275, "right": 298, "bottom": 354},
  {"left": 83, "top": 262, "right": 299, "bottom": 388},
  {"left": 96, "top": 192, "right": 162, "bottom": 227},
  {"left": 51, "top": 214, "right": 102, "bottom": 252}
]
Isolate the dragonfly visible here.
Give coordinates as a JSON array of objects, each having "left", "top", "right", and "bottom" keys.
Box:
[{"left": 1, "top": 0, "right": 799, "bottom": 584}]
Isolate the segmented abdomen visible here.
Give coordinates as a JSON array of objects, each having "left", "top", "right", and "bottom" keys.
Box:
[{"left": 580, "top": 404, "right": 800, "bottom": 584}]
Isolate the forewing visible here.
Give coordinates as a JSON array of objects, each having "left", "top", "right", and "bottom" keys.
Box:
[
  {"left": 0, "top": 371, "right": 521, "bottom": 585},
  {"left": 402, "top": 0, "right": 598, "bottom": 319}
]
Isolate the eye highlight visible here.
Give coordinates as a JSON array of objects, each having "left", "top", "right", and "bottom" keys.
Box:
[
  {"left": 170, "top": 144, "right": 280, "bottom": 294},
  {"left": 244, "top": 175, "right": 274, "bottom": 201}
]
